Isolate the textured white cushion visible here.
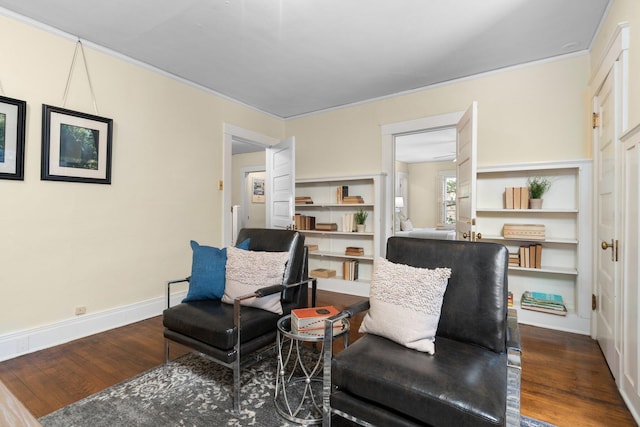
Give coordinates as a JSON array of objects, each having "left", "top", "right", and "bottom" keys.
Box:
[
  {"left": 400, "top": 219, "right": 413, "bottom": 231},
  {"left": 359, "top": 258, "right": 451, "bottom": 354},
  {"left": 222, "top": 246, "right": 290, "bottom": 314}
]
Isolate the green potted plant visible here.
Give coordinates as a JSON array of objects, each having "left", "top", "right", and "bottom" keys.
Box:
[
  {"left": 355, "top": 208, "right": 368, "bottom": 232},
  {"left": 527, "top": 176, "right": 551, "bottom": 209}
]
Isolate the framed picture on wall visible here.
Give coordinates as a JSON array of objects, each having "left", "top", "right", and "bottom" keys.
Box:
[
  {"left": 0, "top": 95, "right": 27, "bottom": 180},
  {"left": 252, "top": 177, "right": 265, "bottom": 203},
  {"left": 41, "top": 104, "right": 113, "bottom": 184}
]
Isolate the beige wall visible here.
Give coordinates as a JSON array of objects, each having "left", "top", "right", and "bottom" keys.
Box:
[
  {"left": 0, "top": 16, "right": 283, "bottom": 334},
  {"left": 590, "top": 0, "right": 640, "bottom": 129},
  {"left": 288, "top": 53, "right": 591, "bottom": 179},
  {"left": 407, "top": 162, "right": 456, "bottom": 228}
]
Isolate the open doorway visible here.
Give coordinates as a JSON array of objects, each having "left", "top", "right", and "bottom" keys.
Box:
[
  {"left": 380, "top": 111, "right": 464, "bottom": 245},
  {"left": 394, "top": 127, "right": 457, "bottom": 235},
  {"left": 223, "top": 125, "right": 278, "bottom": 246}
]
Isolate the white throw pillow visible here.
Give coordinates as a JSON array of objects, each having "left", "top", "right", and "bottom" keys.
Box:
[
  {"left": 359, "top": 258, "right": 451, "bottom": 354},
  {"left": 222, "top": 246, "right": 290, "bottom": 314},
  {"left": 400, "top": 219, "right": 413, "bottom": 231}
]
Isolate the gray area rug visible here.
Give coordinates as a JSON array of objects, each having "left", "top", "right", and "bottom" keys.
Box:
[{"left": 39, "top": 352, "right": 555, "bottom": 427}]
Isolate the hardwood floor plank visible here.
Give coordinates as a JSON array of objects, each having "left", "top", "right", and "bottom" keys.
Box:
[{"left": 0, "top": 290, "right": 635, "bottom": 426}]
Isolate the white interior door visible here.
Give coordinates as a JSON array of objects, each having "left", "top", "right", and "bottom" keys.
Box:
[
  {"left": 456, "top": 102, "right": 478, "bottom": 241},
  {"left": 594, "top": 69, "right": 620, "bottom": 379},
  {"left": 266, "top": 136, "right": 295, "bottom": 229},
  {"left": 621, "top": 125, "right": 640, "bottom": 418}
]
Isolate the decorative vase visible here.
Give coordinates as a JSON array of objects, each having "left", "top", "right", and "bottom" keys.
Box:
[
  {"left": 356, "top": 224, "right": 366, "bottom": 233},
  {"left": 529, "top": 198, "right": 543, "bottom": 209}
]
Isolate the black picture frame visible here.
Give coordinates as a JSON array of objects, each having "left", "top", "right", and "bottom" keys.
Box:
[
  {"left": 41, "top": 104, "right": 113, "bottom": 184},
  {"left": 0, "top": 95, "right": 27, "bottom": 180}
]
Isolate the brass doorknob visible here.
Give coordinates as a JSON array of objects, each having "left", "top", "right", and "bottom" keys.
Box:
[
  {"left": 463, "top": 232, "right": 468, "bottom": 239},
  {"left": 477, "top": 233, "right": 482, "bottom": 240},
  {"left": 601, "top": 240, "right": 613, "bottom": 250}
]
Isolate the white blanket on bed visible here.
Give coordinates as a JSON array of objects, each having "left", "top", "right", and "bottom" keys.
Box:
[{"left": 395, "top": 228, "right": 456, "bottom": 240}]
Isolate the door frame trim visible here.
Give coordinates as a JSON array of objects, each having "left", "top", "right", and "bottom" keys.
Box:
[
  {"left": 380, "top": 112, "right": 464, "bottom": 247},
  {"left": 223, "top": 124, "right": 278, "bottom": 246}
]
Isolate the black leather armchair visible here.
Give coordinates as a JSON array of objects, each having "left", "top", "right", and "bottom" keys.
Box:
[
  {"left": 323, "top": 237, "right": 521, "bottom": 427},
  {"left": 162, "top": 228, "right": 315, "bottom": 413}
]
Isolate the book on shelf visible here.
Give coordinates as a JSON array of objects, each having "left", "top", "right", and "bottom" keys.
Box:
[
  {"left": 520, "top": 187, "right": 529, "bottom": 209},
  {"left": 503, "top": 223, "right": 545, "bottom": 240},
  {"left": 508, "top": 252, "right": 520, "bottom": 266},
  {"left": 295, "top": 196, "right": 314, "bottom": 204},
  {"left": 342, "top": 213, "right": 355, "bottom": 232},
  {"left": 516, "top": 244, "right": 542, "bottom": 268},
  {"left": 505, "top": 187, "right": 514, "bottom": 209},
  {"left": 292, "top": 305, "right": 343, "bottom": 337},
  {"left": 305, "top": 244, "right": 319, "bottom": 252},
  {"left": 294, "top": 214, "right": 316, "bottom": 230},
  {"left": 504, "top": 187, "right": 530, "bottom": 209},
  {"left": 336, "top": 186, "right": 349, "bottom": 203},
  {"left": 508, "top": 291, "right": 514, "bottom": 307},
  {"left": 342, "top": 259, "right": 359, "bottom": 281},
  {"left": 315, "top": 222, "right": 338, "bottom": 231},
  {"left": 520, "top": 291, "right": 567, "bottom": 316},
  {"left": 342, "top": 196, "right": 365, "bottom": 204},
  {"left": 345, "top": 246, "right": 364, "bottom": 256},
  {"left": 310, "top": 268, "right": 336, "bottom": 278}
]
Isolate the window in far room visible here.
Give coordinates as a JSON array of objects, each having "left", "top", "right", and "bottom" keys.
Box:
[{"left": 437, "top": 171, "right": 456, "bottom": 228}]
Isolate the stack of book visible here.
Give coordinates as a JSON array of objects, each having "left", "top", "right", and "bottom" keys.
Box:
[
  {"left": 305, "top": 244, "right": 319, "bottom": 252},
  {"left": 504, "top": 187, "right": 530, "bottom": 209},
  {"left": 342, "top": 213, "right": 355, "bottom": 232},
  {"left": 315, "top": 222, "right": 338, "bottom": 231},
  {"left": 508, "top": 252, "right": 520, "bottom": 267},
  {"left": 508, "top": 291, "right": 514, "bottom": 307},
  {"left": 520, "top": 291, "right": 567, "bottom": 316},
  {"left": 295, "top": 196, "right": 314, "bottom": 204},
  {"left": 292, "top": 305, "right": 343, "bottom": 337},
  {"left": 343, "top": 260, "right": 359, "bottom": 281},
  {"left": 345, "top": 246, "right": 364, "bottom": 256},
  {"left": 310, "top": 268, "right": 336, "bottom": 278},
  {"left": 294, "top": 214, "right": 316, "bottom": 230},
  {"left": 518, "top": 244, "right": 542, "bottom": 268},
  {"left": 342, "top": 196, "right": 365, "bottom": 204}
]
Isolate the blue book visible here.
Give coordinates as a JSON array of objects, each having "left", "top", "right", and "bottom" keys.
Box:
[{"left": 528, "top": 291, "right": 564, "bottom": 303}]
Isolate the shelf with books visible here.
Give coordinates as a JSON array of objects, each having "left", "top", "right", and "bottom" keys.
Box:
[
  {"left": 477, "top": 160, "right": 592, "bottom": 334},
  {"left": 296, "top": 174, "right": 385, "bottom": 296},
  {"left": 300, "top": 230, "right": 374, "bottom": 237},
  {"left": 307, "top": 250, "right": 374, "bottom": 261}
]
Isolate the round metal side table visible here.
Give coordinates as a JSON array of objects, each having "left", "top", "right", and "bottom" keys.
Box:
[{"left": 274, "top": 314, "right": 349, "bottom": 425}]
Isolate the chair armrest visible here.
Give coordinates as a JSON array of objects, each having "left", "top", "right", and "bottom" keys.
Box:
[
  {"left": 166, "top": 277, "right": 190, "bottom": 309},
  {"left": 342, "top": 300, "right": 370, "bottom": 317}
]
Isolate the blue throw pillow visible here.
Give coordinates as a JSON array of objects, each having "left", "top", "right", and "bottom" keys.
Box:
[{"left": 182, "top": 238, "right": 251, "bottom": 302}]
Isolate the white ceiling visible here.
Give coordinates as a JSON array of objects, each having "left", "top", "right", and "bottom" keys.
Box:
[
  {"left": 396, "top": 128, "right": 457, "bottom": 164},
  {"left": 0, "top": 0, "right": 609, "bottom": 119}
]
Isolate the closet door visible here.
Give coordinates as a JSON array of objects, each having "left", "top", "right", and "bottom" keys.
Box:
[
  {"left": 621, "top": 125, "right": 640, "bottom": 415},
  {"left": 593, "top": 68, "right": 620, "bottom": 380}
]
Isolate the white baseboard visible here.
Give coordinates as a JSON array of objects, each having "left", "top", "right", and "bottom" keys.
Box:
[{"left": 0, "top": 290, "right": 188, "bottom": 362}]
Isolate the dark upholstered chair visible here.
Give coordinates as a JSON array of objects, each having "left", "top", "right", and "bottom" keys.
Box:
[
  {"left": 322, "top": 237, "right": 521, "bottom": 427},
  {"left": 163, "top": 228, "right": 315, "bottom": 413}
]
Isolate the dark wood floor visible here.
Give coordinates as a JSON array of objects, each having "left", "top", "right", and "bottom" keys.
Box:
[{"left": 0, "top": 290, "right": 636, "bottom": 427}]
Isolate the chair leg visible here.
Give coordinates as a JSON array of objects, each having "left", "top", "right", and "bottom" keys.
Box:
[
  {"left": 233, "top": 357, "right": 241, "bottom": 413},
  {"left": 164, "top": 339, "right": 170, "bottom": 363}
]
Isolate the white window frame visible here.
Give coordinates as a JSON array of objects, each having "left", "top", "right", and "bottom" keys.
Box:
[{"left": 437, "top": 170, "right": 456, "bottom": 229}]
